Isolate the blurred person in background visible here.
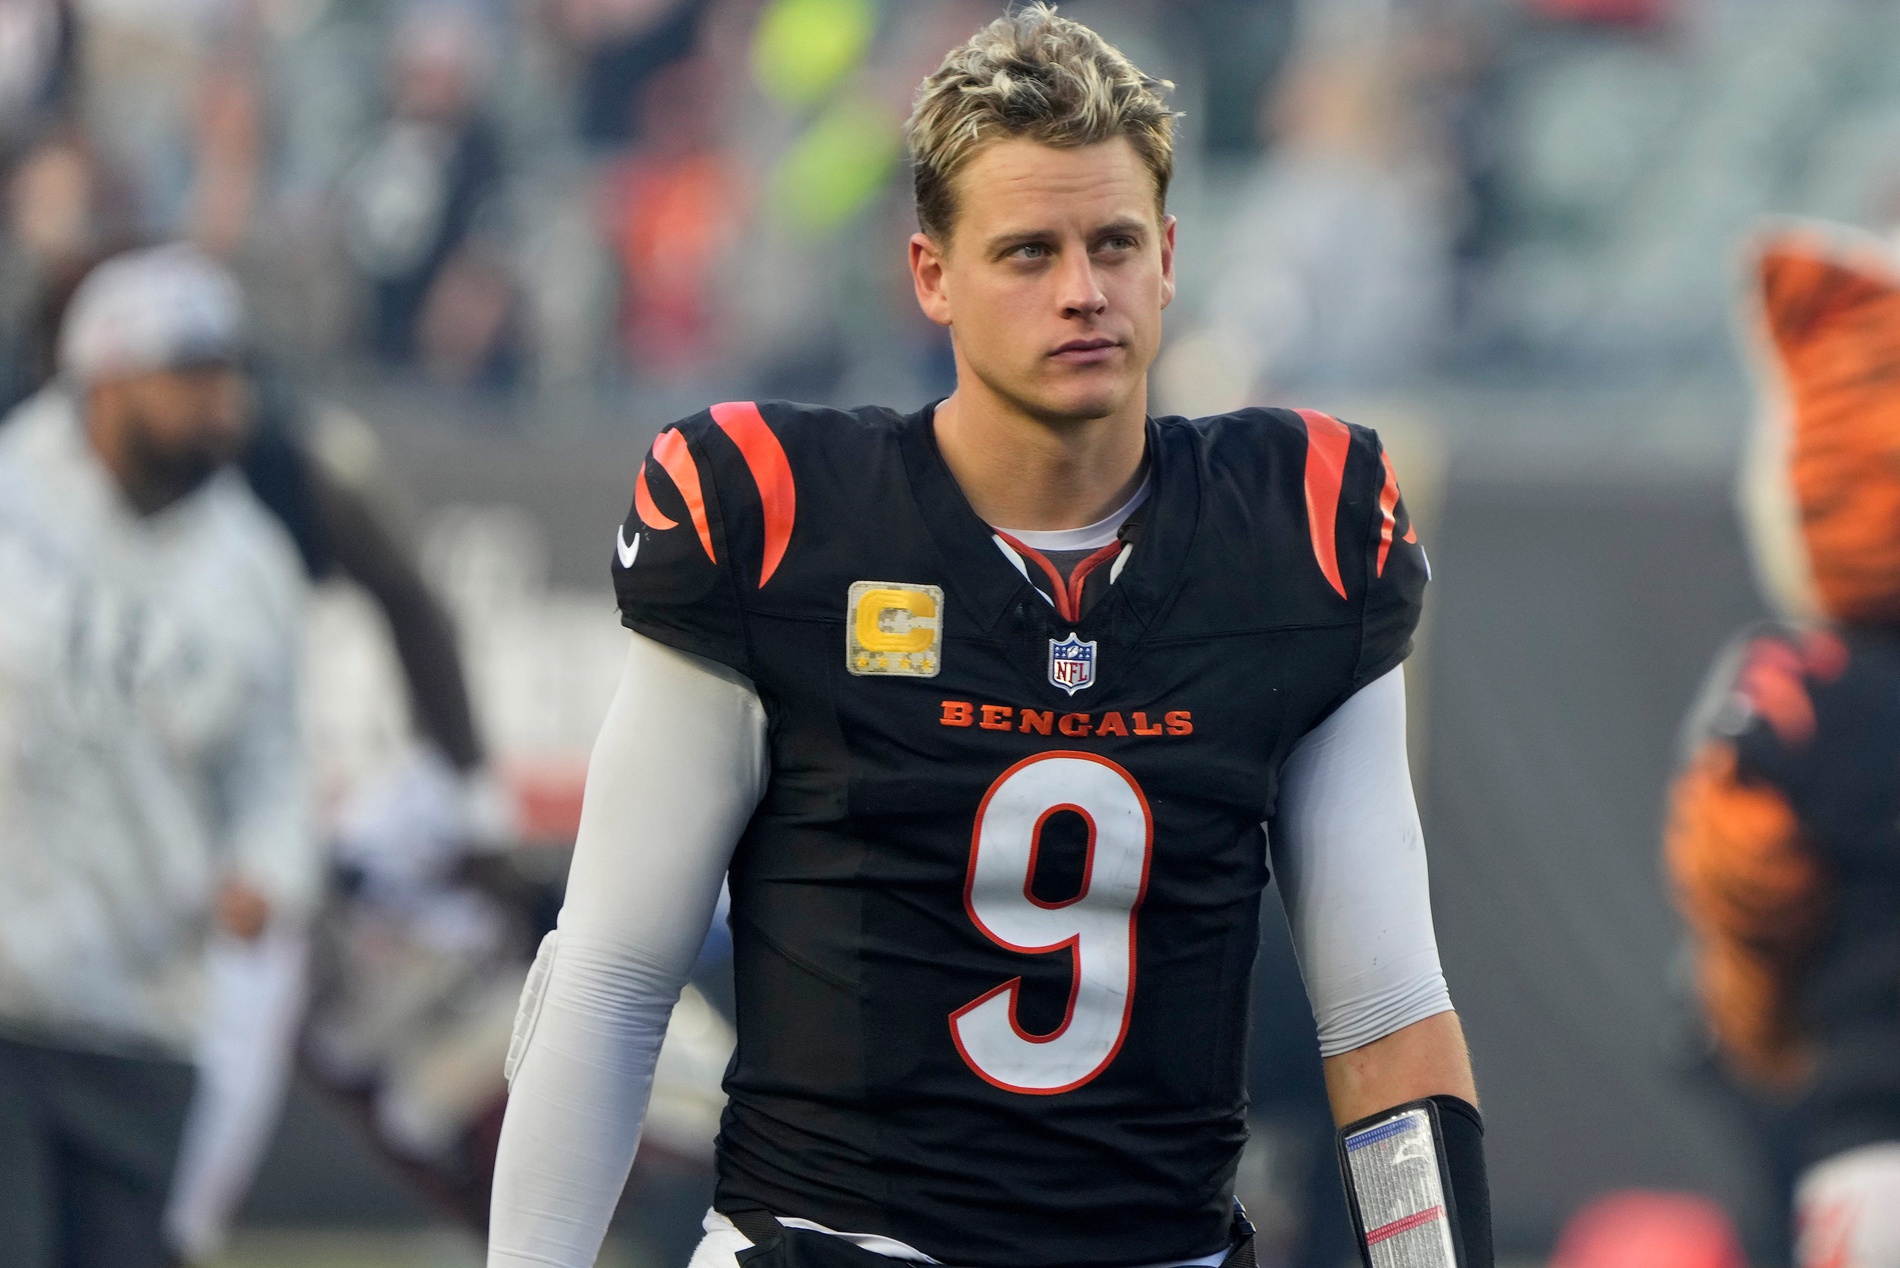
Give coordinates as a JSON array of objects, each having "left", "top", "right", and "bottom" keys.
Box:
[
  {"left": 0, "top": 0, "right": 116, "bottom": 411},
  {"left": 1162, "top": 3, "right": 1461, "bottom": 412},
  {"left": 0, "top": 0, "right": 79, "bottom": 253},
  {"left": 162, "top": 359, "right": 522, "bottom": 1259},
  {"left": 0, "top": 231, "right": 540, "bottom": 1261},
  {"left": 33, "top": 261, "right": 535, "bottom": 1254},
  {"left": 30, "top": 254, "right": 729, "bottom": 1255},
  {"left": 557, "top": 0, "right": 709, "bottom": 151},
  {"left": 0, "top": 0, "right": 258, "bottom": 406},
  {"left": 0, "top": 133, "right": 133, "bottom": 409},
  {"left": 0, "top": 242, "right": 316, "bottom": 1268},
  {"left": 1666, "top": 222, "right": 1900, "bottom": 1268},
  {"left": 0, "top": 0, "right": 71, "bottom": 153},
  {"left": 597, "top": 54, "right": 743, "bottom": 385},
  {"left": 75, "top": 0, "right": 263, "bottom": 254},
  {"left": 342, "top": 1, "right": 516, "bottom": 388},
  {"left": 12, "top": 248, "right": 493, "bottom": 804}
]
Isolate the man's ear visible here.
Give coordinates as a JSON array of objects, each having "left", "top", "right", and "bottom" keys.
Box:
[
  {"left": 910, "top": 232, "right": 953, "bottom": 329},
  {"left": 1159, "top": 214, "right": 1178, "bottom": 311}
]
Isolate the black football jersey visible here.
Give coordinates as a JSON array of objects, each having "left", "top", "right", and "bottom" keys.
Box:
[
  {"left": 1706, "top": 624, "right": 1900, "bottom": 1162},
  {"left": 611, "top": 400, "right": 1427, "bottom": 1267}
]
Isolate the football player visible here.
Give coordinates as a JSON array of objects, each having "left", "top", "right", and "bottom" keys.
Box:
[
  {"left": 489, "top": 8, "right": 1491, "bottom": 1268},
  {"left": 1667, "top": 221, "right": 1900, "bottom": 1268}
]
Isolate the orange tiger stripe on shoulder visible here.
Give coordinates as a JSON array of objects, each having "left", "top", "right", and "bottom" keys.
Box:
[
  {"left": 633, "top": 464, "right": 677, "bottom": 532},
  {"left": 1295, "top": 409, "right": 1352, "bottom": 600},
  {"left": 1376, "top": 450, "right": 1404, "bottom": 577},
  {"left": 711, "top": 401, "right": 797, "bottom": 588},
  {"left": 649, "top": 429, "right": 717, "bottom": 563}
]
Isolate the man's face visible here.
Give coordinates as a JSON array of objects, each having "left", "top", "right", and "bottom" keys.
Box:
[
  {"left": 97, "top": 365, "right": 248, "bottom": 511},
  {"left": 910, "top": 136, "right": 1175, "bottom": 425}
]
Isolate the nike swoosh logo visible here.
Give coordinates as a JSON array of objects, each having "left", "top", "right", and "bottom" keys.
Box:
[{"left": 616, "top": 525, "right": 640, "bottom": 569}]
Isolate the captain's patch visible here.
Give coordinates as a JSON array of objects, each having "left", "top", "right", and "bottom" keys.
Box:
[{"left": 847, "top": 582, "right": 943, "bottom": 677}]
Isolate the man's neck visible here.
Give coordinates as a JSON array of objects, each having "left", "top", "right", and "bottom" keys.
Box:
[{"left": 932, "top": 381, "right": 1148, "bottom": 533}]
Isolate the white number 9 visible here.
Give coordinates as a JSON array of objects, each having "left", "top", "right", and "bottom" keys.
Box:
[{"left": 951, "top": 751, "right": 1154, "bottom": 1094}]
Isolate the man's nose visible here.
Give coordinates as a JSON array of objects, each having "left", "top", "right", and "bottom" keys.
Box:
[{"left": 1056, "top": 253, "right": 1108, "bottom": 319}]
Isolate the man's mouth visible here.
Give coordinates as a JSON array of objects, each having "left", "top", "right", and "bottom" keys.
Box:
[{"left": 1049, "top": 338, "right": 1121, "bottom": 365}]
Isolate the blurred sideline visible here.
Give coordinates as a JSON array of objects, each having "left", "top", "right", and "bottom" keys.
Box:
[
  {"left": 206, "top": 1229, "right": 635, "bottom": 1268},
  {"left": 207, "top": 1233, "right": 1544, "bottom": 1268},
  {"left": 206, "top": 1233, "right": 1543, "bottom": 1268}
]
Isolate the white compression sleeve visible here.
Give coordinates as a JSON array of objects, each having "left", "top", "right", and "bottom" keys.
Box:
[
  {"left": 488, "top": 632, "right": 768, "bottom": 1268},
  {"left": 1270, "top": 666, "right": 1453, "bottom": 1059}
]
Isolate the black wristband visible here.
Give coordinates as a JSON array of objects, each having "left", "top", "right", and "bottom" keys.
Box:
[{"left": 1427, "top": 1095, "right": 1493, "bottom": 1268}]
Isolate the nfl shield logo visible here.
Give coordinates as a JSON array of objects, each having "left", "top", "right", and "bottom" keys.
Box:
[{"left": 1047, "top": 634, "right": 1098, "bottom": 695}]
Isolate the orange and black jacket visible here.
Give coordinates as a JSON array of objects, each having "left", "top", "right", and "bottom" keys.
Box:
[{"left": 1667, "top": 623, "right": 1900, "bottom": 1162}]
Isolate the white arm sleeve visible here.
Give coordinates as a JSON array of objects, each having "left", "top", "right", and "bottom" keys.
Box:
[
  {"left": 1270, "top": 666, "right": 1453, "bottom": 1059},
  {"left": 487, "top": 631, "right": 768, "bottom": 1268}
]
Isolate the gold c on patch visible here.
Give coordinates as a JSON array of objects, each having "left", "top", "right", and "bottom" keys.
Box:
[{"left": 846, "top": 581, "right": 944, "bottom": 678}]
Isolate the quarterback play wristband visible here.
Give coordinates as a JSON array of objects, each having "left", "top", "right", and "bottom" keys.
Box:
[{"left": 1337, "top": 1096, "right": 1491, "bottom": 1268}]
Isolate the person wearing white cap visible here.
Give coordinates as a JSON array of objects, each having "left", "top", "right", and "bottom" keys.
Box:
[{"left": 0, "top": 243, "right": 317, "bottom": 1267}]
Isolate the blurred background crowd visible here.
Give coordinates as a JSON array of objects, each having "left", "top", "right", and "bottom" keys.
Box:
[
  {"left": 14, "top": 0, "right": 1900, "bottom": 422},
  {"left": 5, "top": 0, "right": 1900, "bottom": 1265}
]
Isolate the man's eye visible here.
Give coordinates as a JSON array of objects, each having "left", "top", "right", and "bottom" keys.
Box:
[
  {"left": 1011, "top": 243, "right": 1049, "bottom": 259},
  {"left": 1099, "top": 236, "right": 1136, "bottom": 253}
]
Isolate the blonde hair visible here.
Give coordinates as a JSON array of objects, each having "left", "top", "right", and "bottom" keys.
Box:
[{"left": 905, "top": 3, "right": 1177, "bottom": 242}]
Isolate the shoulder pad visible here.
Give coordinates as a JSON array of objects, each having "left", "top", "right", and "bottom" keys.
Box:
[{"left": 629, "top": 401, "right": 799, "bottom": 590}]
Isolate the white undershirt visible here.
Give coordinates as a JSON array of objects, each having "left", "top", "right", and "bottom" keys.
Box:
[
  {"left": 993, "top": 475, "right": 1152, "bottom": 552},
  {"left": 487, "top": 634, "right": 1451, "bottom": 1268},
  {"left": 992, "top": 476, "right": 1151, "bottom": 603}
]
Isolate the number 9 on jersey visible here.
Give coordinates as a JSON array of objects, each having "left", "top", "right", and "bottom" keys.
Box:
[{"left": 951, "top": 752, "right": 1155, "bottom": 1095}]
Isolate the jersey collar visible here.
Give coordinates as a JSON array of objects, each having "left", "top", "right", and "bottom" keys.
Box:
[{"left": 896, "top": 401, "right": 1200, "bottom": 641}]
